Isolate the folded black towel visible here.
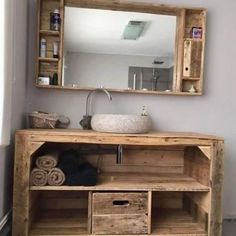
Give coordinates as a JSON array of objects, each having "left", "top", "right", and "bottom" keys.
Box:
[
  {"left": 65, "top": 162, "right": 97, "bottom": 186},
  {"left": 59, "top": 149, "right": 97, "bottom": 186},
  {"left": 58, "top": 149, "right": 81, "bottom": 175}
]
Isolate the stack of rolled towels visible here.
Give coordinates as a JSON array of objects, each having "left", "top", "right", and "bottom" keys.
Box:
[
  {"left": 30, "top": 153, "right": 65, "bottom": 186},
  {"left": 30, "top": 149, "right": 97, "bottom": 186}
]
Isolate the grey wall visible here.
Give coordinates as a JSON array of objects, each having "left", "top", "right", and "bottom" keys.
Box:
[
  {"left": 64, "top": 52, "right": 172, "bottom": 89},
  {"left": 28, "top": 0, "right": 236, "bottom": 217},
  {"left": 0, "top": 0, "right": 28, "bottom": 219}
]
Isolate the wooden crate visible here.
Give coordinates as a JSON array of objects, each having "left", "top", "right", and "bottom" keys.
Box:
[{"left": 92, "top": 192, "right": 148, "bottom": 235}]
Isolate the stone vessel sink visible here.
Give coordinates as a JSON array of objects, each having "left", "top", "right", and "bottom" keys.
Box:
[{"left": 91, "top": 114, "right": 152, "bottom": 134}]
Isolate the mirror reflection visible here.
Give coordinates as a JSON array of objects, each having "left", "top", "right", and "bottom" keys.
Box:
[{"left": 63, "top": 7, "right": 176, "bottom": 91}]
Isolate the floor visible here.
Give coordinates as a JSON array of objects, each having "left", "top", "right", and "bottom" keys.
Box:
[
  {"left": 0, "top": 220, "right": 235, "bottom": 236},
  {"left": 223, "top": 220, "right": 236, "bottom": 236}
]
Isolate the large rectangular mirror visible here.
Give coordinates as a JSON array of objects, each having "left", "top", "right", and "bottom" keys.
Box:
[
  {"left": 63, "top": 7, "right": 177, "bottom": 92},
  {"left": 36, "top": 0, "right": 206, "bottom": 95}
]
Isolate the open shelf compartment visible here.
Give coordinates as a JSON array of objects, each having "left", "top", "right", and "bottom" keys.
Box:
[
  {"left": 151, "top": 192, "right": 208, "bottom": 235},
  {"left": 29, "top": 143, "right": 211, "bottom": 192},
  {"left": 29, "top": 191, "right": 91, "bottom": 235}
]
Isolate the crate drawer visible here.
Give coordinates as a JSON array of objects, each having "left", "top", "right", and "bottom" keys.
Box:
[
  {"left": 92, "top": 192, "right": 148, "bottom": 215},
  {"left": 92, "top": 214, "right": 148, "bottom": 235},
  {"left": 92, "top": 192, "right": 148, "bottom": 235}
]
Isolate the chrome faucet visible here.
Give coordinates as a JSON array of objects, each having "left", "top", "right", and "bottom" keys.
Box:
[{"left": 80, "top": 88, "right": 112, "bottom": 129}]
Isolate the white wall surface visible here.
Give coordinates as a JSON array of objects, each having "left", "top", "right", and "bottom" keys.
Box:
[
  {"left": 28, "top": 0, "right": 236, "bottom": 217},
  {"left": 0, "top": 0, "right": 28, "bottom": 219}
]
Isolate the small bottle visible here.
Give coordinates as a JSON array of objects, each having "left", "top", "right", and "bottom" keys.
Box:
[
  {"left": 189, "top": 84, "right": 196, "bottom": 93},
  {"left": 141, "top": 106, "right": 148, "bottom": 116},
  {"left": 133, "top": 73, "right": 136, "bottom": 90},
  {"left": 50, "top": 9, "right": 60, "bottom": 31},
  {"left": 52, "top": 73, "right": 58, "bottom": 85},
  {"left": 40, "top": 38, "right": 47, "bottom": 58},
  {"left": 53, "top": 41, "right": 59, "bottom": 58}
]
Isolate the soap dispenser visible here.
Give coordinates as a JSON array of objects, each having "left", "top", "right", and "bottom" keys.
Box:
[{"left": 141, "top": 106, "right": 148, "bottom": 116}]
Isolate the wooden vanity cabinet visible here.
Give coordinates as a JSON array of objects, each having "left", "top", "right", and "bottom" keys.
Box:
[{"left": 12, "top": 130, "right": 224, "bottom": 236}]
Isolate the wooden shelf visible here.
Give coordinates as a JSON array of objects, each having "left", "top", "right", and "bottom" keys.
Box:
[
  {"left": 30, "top": 209, "right": 88, "bottom": 236},
  {"left": 35, "top": 85, "right": 202, "bottom": 96},
  {"left": 152, "top": 208, "right": 207, "bottom": 235},
  {"left": 29, "top": 208, "right": 206, "bottom": 236},
  {"left": 182, "top": 77, "right": 201, "bottom": 81},
  {"left": 39, "top": 30, "right": 60, "bottom": 36},
  {"left": 38, "top": 57, "right": 59, "bottom": 62},
  {"left": 30, "top": 173, "right": 209, "bottom": 192},
  {"left": 185, "top": 37, "right": 203, "bottom": 42}
]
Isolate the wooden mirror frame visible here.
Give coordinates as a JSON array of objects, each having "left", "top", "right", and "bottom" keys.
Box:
[{"left": 36, "top": 0, "right": 206, "bottom": 96}]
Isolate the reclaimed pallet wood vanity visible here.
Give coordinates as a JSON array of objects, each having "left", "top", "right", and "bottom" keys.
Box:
[{"left": 12, "top": 130, "right": 224, "bottom": 236}]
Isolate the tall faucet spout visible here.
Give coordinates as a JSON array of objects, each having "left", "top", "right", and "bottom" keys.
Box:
[{"left": 86, "top": 88, "right": 112, "bottom": 117}]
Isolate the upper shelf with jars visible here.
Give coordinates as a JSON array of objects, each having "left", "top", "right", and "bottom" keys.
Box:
[
  {"left": 35, "top": 0, "right": 206, "bottom": 96},
  {"left": 36, "top": 0, "right": 63, "bottom": 86}
]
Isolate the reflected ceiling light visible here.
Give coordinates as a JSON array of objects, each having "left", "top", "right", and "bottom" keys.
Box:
[
  {"left": 122, "top": 21, "right": 146, "bottom": 40},
  {"left": 153, "top": 59, "right": 164, "bottom": 65}
]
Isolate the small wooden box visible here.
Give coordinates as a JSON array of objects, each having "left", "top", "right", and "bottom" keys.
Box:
[{"left": 92, "top": 192, "right": 148, "bottom": 235}]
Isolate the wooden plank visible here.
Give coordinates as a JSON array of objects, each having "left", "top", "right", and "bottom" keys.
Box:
[
  {"left": 152, "top": 192, "right": 183, "bottom": 209},
  {"left": 183, "top": 40, "right": 202, "bottom": 78},
  {"left": 29, "top": 141, "right": 45, "bottom": 156},
  {"left": 30, "top": 209, "right": 88, "bottom": 235},
  {"left": 88, "top": 191, "right": 92, "bottom": 234},
  {"left": 174, "top": 9, "right": 185, "bottom": 92},
  {"left": 184, "top": 192, "right": 210, "bottom": 213},
  {"left": 12, "top": 134, "right": 31, "bottom": 236},
  {"left": 40, "top": 197, "right": 88, "bottom": 209},
  {"left": 198, "top": 146, "right": 211, "bottom": 160},
  {"left": 35, "top": 0, "right": 41, "bottom": 85},
  {"left": 85, "top": 149, "right": 184, "bottom": 174},
  {"left": 36, "top": 84, "right": 203, "bottom": 95},
  {"left": 40, "top": 191, "right": 88, "bottom": 209},
  {"left": 123, "top": 149, "right": 184, "bottom": 166},
  {"left": 40, "top": 30, "right": 60, "bottom": 36},
  {"left": 30, "top": 173, "right": 210, "bottom": 192},
  {"left": 152, "top": 209, "right": 207, "bottom": 235},
  {"left": 30, "top": 233, "right": 207, "bottom": 236},
  {"left": 58, "top": 0, "right": 64, "bottom": 86},
  {"left": 65, "top": 0, "right": 183, "bottom": 15},
  {"left": 16, "top": 130, "right": 223, "bottom": 146},
  {"left": 183, "top": 194, "right": 209, "bottom": 232},
  {"left": 93, "top": 192, "right": 148, "bottom": 215},
  {"left": 184, "top": 147, "right": 210, "bottom": 187},
  {"left": 92, "top": 214, "right": 148, "bottom": 235},
  {"left": 199, "top": 10, "right": 207, "bottom": 94},
  {"left": 209, "top": 141, "right": 224, "bottom": 236},
  {"left": 29, "top": 192, "right": 41, "bottom": 229},
  {"left": 148, "top": 191, "right": 152, "bottom": 234}
]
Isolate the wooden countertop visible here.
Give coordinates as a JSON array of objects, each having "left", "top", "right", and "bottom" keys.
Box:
[{"left": 16, "top": 129, "right": 223, "bottom": 146}]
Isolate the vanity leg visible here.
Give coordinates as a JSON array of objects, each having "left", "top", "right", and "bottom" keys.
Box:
[
  {"left": 148, "top": 191, "right": 152, "bottom": 234},
  {"left": 209, "top": 141, "right": 224, "bottom": 236},
  {"left": 12, "top": 135, "right": 31, "bottom": 236},
  {"left": 12, "top": 135, "right": 45, "bottom": 236}
]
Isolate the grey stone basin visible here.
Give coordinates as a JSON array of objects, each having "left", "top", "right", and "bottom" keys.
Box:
[{"left": 91, "top": 114, "right": 152, "bottom": 134}]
